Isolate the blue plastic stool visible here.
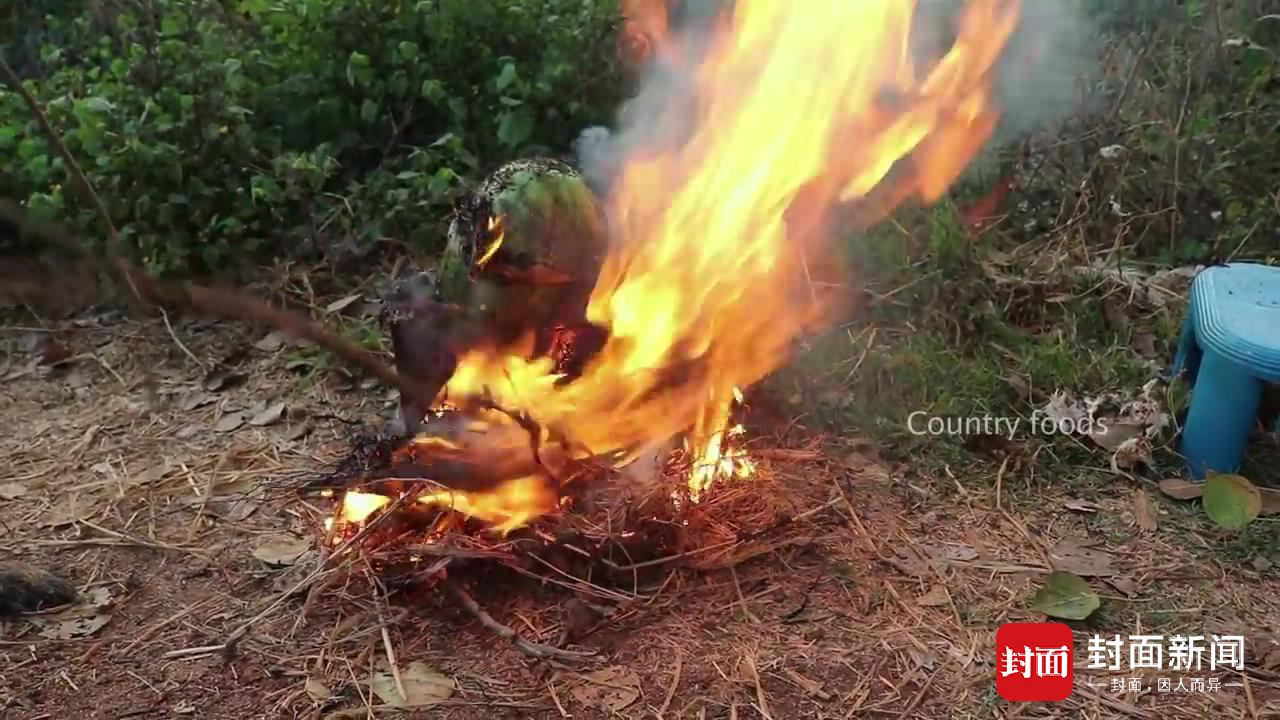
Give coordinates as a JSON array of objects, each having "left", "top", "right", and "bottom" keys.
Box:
[{"left": 1172, "top": 263, "right": 1280, "bottom": 479}]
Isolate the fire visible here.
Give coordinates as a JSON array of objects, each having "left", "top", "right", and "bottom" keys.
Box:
[
  {"left": 333, "top": 0, "right": 1020, "bottom": 534},
  {"left": 474, "top": 216, "right": 505, "bottom": 269}
]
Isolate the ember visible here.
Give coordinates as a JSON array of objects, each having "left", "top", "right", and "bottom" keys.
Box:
[{"left": 326, "top": 0, "right": 1021, "bottom": 547}]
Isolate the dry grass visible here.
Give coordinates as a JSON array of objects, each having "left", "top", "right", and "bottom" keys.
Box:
[{"left": 1, "top": 311, "right": 1279, "bottom": 720}]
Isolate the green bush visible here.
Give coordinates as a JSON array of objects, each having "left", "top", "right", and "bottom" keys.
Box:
[{"left": 1, "top": 0, "right": 624, "bottom": 274}]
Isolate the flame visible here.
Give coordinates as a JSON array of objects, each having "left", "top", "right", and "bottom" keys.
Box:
[
  {"left": 337, "top": 491, "right": 391, "bottom": 524},
  {"left": 379, "top": 0, "right": 1019, "bottom": 531},
  {"left": 475, "top": 216, "right": 505, "bottom": 269},
  {"left": 415, "top": 476, "right": 558, "bottom": 534}
]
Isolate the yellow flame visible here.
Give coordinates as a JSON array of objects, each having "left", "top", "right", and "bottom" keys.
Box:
[
  {"left": 337, "top": 491, "right": 391, "bottom": 524},
  {"left": 475, "top": 216, "right": 505, "bottom": 268},
  {"left": 411, "top": 0, "right": 1019, "bottom": 528}
]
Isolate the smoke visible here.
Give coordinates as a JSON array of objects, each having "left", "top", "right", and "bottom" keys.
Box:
[
  {"left": 990, "top": 0, "right": 1098, "bottom": 142},
  {"left": 576, "top": 0, "right": 1098, "bottom": 191},
  {"left": 574, "top": 0, "right": 723, "bottom": 196}
]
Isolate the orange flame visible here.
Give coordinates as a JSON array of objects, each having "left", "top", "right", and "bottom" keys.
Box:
[{"left": 339, "top": 0, "right": 1021, "bottom": 533}]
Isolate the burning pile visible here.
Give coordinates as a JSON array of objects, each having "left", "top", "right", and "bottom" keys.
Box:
[{"left": 321, "top": 0, "right": 1022, "bottom": 577}]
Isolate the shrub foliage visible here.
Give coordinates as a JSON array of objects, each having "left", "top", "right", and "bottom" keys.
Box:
[{"left": 1, "top": 0, "right": 624, "bottom": 273}]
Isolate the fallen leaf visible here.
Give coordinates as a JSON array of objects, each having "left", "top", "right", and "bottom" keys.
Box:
[
  {"left": 1090, "top": 419, "right": 1143, "bottom": 451},
  {"left": 180, "top": 391, "right": 216, "bottom": 411},
  {"left": 1203, "top": 473, "right": 1261, "bottom": 530},
  {"left": 249, "top": 401, "right": 287, "bottom": 427},
  {"left": 40, "top": 493, "right": 94, "bottom": 528},
  {"left": 1048, "top": 538, "right": 1116, "bottom": 577},
  {"left": 37, "top": 613, "right": 112, "bottom": 639},
  {"left": 1252, "top": 556, "right": 1273, "bottom": 573},
  {"left": 203, "top": 369, "right": 246, "bottom": 393},
  {"left": 1106, "top": 576, "right": 1138, "bottom": 597},
  {"left": 0, "top": 482, "right": 27, "bottom": 500},
  {"left": 215, "top": 413, "right": 245, "bottom": 433},
  {"left": 253, "top": 331, "right": 285, "bottom": 352},
  {"left": 917, "top": 585, "right": 950, "bottom": 607},
  {"left": 1031, "top": 571, "right": 1100, "bottom": 620},
  {"left": 175, "top": 423, "right": 202, "bottom": 440},
  {"left": 325, "top": 294, "right": 362, "bottom": 315},
  {"left": 569, "top": 666, "right": 641, "bottom": 713},
  {"left": 1132, "top": 489, "right": 1158, "bottom": 532},
  {"left": 305, "top": 677, "right": 332, "bottom": 703},
  {"left": 252, "top": 535, "right": 311, "bottom": 566},
  {"left": 33, "top": 587, "right": 114, "bottom": 639},
  {"left": 369, "top": 661, "right": 455, "bottom": 708},
  {"left": 1159, "top": 477, "right": 1204, "bottom": 500}
]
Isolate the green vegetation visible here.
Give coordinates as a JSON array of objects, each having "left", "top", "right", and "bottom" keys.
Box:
[{"left": 1, "top": 0, "right": 623, "bottom": 273}]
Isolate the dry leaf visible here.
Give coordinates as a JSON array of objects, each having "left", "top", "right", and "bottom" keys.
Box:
[
  {"left": 1090, "top": 419, "right": 1143, "bottom": 451},
  {"left": 252, "top": 536, "right": 311, "bottom": 566},
  {"left": 249, "top": 402, "right": 287, "bottom": 427},
  {"left": 369, "top": 661, "right": 455, "bottom": 708},
  {"left": 1048, "top": 538, "right": 1116, "bottom": 577},
  {"left": 34, "top": 587, "right": 114, "bottom": 639},
  {"left": 0, "top": 482, "right": 27, "bottom": 500},
  {"left": 305, "top": 677, "right": 332, "bottom": 703},
  {"left": 1107, "top": 576, "right": 1138, "bottom": 597},
  {"left": 1132, "top": 489, "right": 1158, "bottom": 532},
  {"left": 179, "top": 391, "right": 215, "bottom": 411},
  {"left": 253, "top": 331, "right": 285, "bottom": 352},
  {"left": 215, "top": 413, "right": 245, "bottom": 433},
  {"left": 203, "top": 368, "right": 246, "bottom": 393},
  {"left": 1158, "top": 477, "right": 1204, "bottom": 500},
  {"left": 569, "top": 666, "right": 641, "bottom": 713},
  {"left": 325, "top": 294, "right": 362, "bottom": 314}
]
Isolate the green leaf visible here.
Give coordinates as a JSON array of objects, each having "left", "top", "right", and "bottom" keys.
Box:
[
  {"left": 360, "top": 99, "right": 380, "bottom": 123},
  {"left": 347, "top": 51, "right": 371, "bottom": 87},
  {"left": 1203, "top": 473, "right": 1261, "bottom": 530},
  {"left": 420, "top": 79, "right": 446, "bottom": 102},
  {"left": 397, "top": 41, "right": 419, "bottom": 61},
  {"left": 1030, "top": 572, "right": 1100, "bottom": 620},
  {"left": 495, "top": 63, "right": 519, "bottom": 92},
  {"left": 496, "top": 110, "right": 533, "bottom": 148}
]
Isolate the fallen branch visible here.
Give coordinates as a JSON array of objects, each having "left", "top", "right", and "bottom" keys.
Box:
[{"left": 445, "top": 579, "right": 595, "bottom": 663}]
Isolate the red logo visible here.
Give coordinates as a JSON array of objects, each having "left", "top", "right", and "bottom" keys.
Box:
[{"left": 997, "top": 623, "right": 1074, "bottom": 701}]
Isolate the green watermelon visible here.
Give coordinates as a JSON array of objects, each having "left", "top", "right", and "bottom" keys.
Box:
[{"left": 441, "top": 157, "right": 608, "bottom": 350}]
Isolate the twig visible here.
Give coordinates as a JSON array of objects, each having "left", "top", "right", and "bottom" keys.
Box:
[
  {"left": 658, "top": 653, "right": 682, "bottom": 718},
  {"left": 444, "top": 579, "right": 595, "bottom": 662},
  {"left": 380, "top": 625, "right": 407, "bottom": 703},
  {"left": 159, "top": 306, "right": 201, "bottom": 368}
]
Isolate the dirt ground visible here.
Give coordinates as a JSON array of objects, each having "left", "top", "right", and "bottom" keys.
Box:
[{"left": 2, "top": 310, "right": 1280, "bottom": 720}]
